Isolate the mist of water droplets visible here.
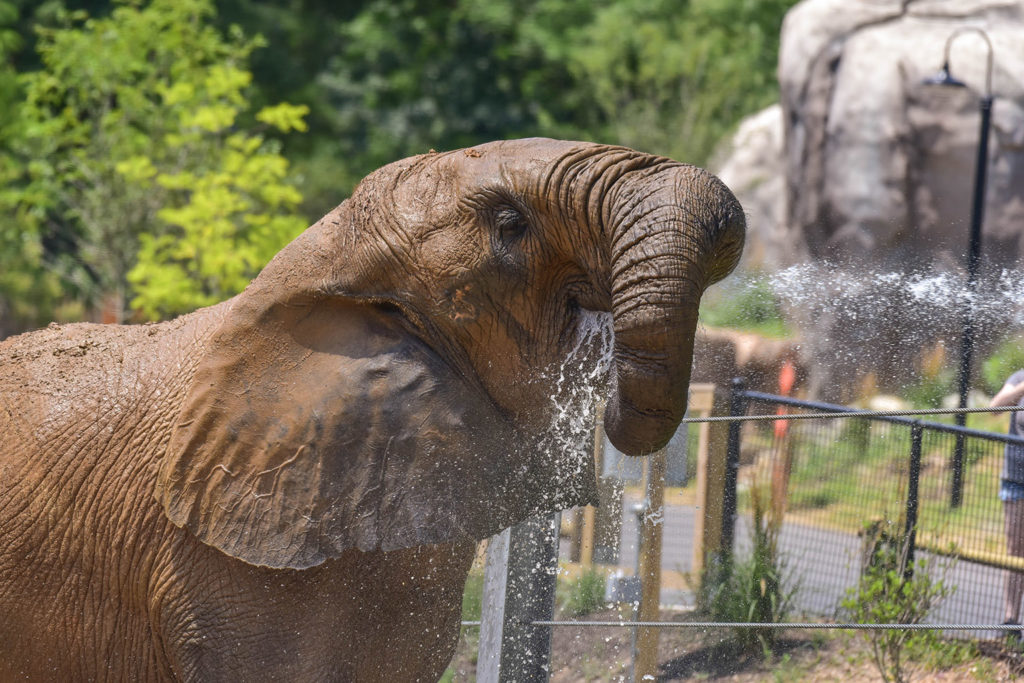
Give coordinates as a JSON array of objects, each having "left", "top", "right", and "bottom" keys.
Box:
[
  {"left": 534, "top": 311, "right": 615, "bottom": 503},
  {"left": 766, "top": 263, "right": 1024, "bottom": 328},
  {"left": 705, "top": 261, "right": 1024, "bottom": 394}
]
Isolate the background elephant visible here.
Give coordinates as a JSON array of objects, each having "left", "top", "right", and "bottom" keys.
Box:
[{"left": 0, "top": 138, "right": 744, "bottom": 681}]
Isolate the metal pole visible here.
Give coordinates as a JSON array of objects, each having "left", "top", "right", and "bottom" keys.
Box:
[
  {"left": 905, "top": 423, "right": 923, "bottom": 579},
  {"left": 721, "top": 377, "right": 745, "bottom": 560},
  {"left": 478, "top": 513, "right": 559, "bottom": 683},
  {"left": 951, "top": 94, "right": 992, "bottom": 508}
]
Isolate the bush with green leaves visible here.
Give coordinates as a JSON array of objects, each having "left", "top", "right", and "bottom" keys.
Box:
[
  {"left": 558, "top": 566, "right": 607, "bottom": 617},
  {"left": 0, "top": 0, "right": 72, "bottom": 329},
  {"left": 5, "top": 0, "right": 308, "bottom": 321},
  {"left": 900, "top": 371, "right": 954, "bottom": 409},
  {"left": 840, "top": 521, "right": 954, "bottom": 683},
  {"left": 315, "top": 0, "right": 797, "bottom": 190},
  {"left": 2, "top": 0, "right": 799, "bottom": 328},
  {"left": 699, "top": 277, "right": 792, "bottom": 338},
  {"left": 699, "top": 482, "right": 795, "bottom": 656}
]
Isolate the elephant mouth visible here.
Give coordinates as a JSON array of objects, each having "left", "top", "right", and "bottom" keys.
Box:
[{"left": 368, "top": 292, "right": 614, "bottom": 447}]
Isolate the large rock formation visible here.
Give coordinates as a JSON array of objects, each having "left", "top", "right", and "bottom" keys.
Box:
[
  {"left": 714, "top": 0, "right": 1024, "bottom": 399},
  {"left": 782, "top": 0, "right": 1024, "bottom": 272},
  {"left": 715, "top": 104, "right": 789, "bottom": 271}
]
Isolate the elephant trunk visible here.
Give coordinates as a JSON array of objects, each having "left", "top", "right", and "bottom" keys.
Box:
[{"left": 601, "top": 164, "right": 745, "bottom": 456}]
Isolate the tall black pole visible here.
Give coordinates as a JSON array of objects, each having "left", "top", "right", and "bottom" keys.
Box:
[
  {"left": 721, "top": 377, "right": 744, "bottom": 559},
  {"left": 951, "top": 94, "right": 992, "bottom": 508},
  {"left": 905, "top": 423, "right": 923, "bottom": 579}
]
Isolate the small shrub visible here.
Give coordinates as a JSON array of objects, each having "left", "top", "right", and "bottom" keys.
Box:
[
  {"left": 907, "top": 636, "right": 978, "bottom": 671},
  {"left": 559, "top": 566, "right": 606, "bottom": 617},
  {"left": 788, "top": 490, "right": 835, "bottom": 511},
  {"left": 842, "top": 417, "right": 872, "bottom": 451},
  {"left": 840, "top": 521, "right": 953, "bottom": 683},
  {"left": 901, "top": 372, "right": 954, "bottom": 409},
  {"left": 699, "top": 481, "right": 795, "bottom": 656}
]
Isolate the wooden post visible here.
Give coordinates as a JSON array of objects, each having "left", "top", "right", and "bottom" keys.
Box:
[
  {"left": 478, "top": 513, "right": 560, "bottom": 683},
  {"left": 770, "top": 435, "right": 794, "bottom": 521},
  {"left": 633, "top": 447, "right": 666, "bottom": 682},
  {"left": 691, "top": 384, "right": 728, "bottom": 579},
  {"left": 580, "top": 411, "right": 606, "bottom": 567},
  {"left": 770, "top": 361, "right": 796, "bottom": 520}
]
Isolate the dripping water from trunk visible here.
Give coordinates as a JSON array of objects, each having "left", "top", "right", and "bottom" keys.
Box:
[{"left": 533, "top": 311, "right": 615, "bottom": 508}]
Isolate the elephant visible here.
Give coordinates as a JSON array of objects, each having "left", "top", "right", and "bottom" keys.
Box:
[{"left": 0, "top": 138, "right": 744, "bottom": 681}]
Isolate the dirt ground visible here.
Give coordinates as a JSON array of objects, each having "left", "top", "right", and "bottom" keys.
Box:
[{"left": 446, "top": 609, "right": 1024, "bottom": 681}]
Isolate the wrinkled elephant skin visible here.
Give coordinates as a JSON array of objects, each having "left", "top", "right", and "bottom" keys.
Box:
[{"left": 0, "top": 138, "right": 744, "bottom": 681}]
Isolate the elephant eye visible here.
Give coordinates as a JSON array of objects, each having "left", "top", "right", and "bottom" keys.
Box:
[{"left": 494, "top": 207, "right": 529, "bottom": 241}]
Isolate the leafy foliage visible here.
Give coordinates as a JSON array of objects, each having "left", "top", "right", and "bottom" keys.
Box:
[
  {"left": 700, "top": 277, "right": 792, "bottom": 337},
  {"left": 700, "top": 480, "right": 795, "bottom": 656},
  {"left": 983, "top": 334, "right": 1024, "bottom": 396},
  {"left": 840, "top": 521, "right": 954, "bottom": 683},
  {"left": 1, "top": 0, "right": 796, "bottom": 329},
  {"left": 549, "top": 0, "right": 792, "bottom": 165},
  {"left": 558, "top": 566, "right": 607, "bottom": 617},
  {"left": 304, "top": 0, "right": 796, "bottom": 213},
  {"left": 0, "top": 0, "right": 74, "bottom": 330},
  {"left": 4, "top": 0, "right": 307, "bottom": 321},
  {"left": 900, "top": 371, "right": 955, "bottom": 409}
]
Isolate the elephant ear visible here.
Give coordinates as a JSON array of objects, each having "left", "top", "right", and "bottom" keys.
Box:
[{"left": 156, "top": 211, "right": 597, "bottom": 569}]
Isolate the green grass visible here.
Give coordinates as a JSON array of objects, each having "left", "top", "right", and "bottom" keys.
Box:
[
  {"left": 748, "top": 413, "right": 1007, "bottom": 557},
  {"left": 699, "top": 278, "right": 793, "bottom": 339},
  {"left": 460, "top": 570, "right": 484, "bottom": 621}
]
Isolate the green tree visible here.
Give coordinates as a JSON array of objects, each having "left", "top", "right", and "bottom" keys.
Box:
[
  {"left": 0, "top": 0, "right": 73, "bottom": 334},
  {"left": 3, "top": 0, "right": 796, "bottom": 328},
  {"left": 315, "top": 0, "right": 589, "bottom": 191},
  {"left": 545, "top": 0, "right": 794, "bottom": 164},
  {"left": 310, "top": 0, "right": 794, "bottom": 203},
  {"left": 6, "top": 0, "right": 308, "bottom": 322}
]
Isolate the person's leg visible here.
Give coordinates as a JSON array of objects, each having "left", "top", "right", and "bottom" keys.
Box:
[{"left": 1004, "top": 499, "right": 1024, "bottom": 623}]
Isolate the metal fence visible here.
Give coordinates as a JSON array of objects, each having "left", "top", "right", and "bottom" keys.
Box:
[
  {"left": 471, "top": 382, "right": 1024, "bottom": 680},
  {"left": 726, "top": 379, "right": 1024, "bottom": 633}
]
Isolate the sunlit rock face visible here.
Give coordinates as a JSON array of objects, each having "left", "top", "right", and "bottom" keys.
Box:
[
  {"left": 715, "top": 104, "right": 788, "bottom": 273},
  {"left": 712, "top": 0, "right": 1024, "bottom": 401},
  {"left": 781, "top": 0, "right": 1024, "bottom": 268}
]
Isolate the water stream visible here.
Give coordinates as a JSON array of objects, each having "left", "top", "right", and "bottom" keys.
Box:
[
  {"left": 767, "top": 263, "right": 1024, "bottom": 329},
  {"left": 701, "top": 262, "right": 1024, "bottom": 397},
  {"left": 534, "top": 311, "right": 615, "bottom": 506}
]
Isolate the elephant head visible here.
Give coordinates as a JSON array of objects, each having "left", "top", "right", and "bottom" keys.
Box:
[{"left": 156, "top": 138, "right": 744, "bottom": 569}]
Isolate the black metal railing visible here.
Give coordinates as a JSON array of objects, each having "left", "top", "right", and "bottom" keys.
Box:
[{"left": 724, "top": 379, "right": 1024, "bottom": 628}]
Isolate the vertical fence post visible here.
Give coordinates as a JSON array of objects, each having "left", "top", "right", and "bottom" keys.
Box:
[
  {"left": 721, "top": 377, "right": 745, "bottom": 560},
  {"left": 692, "top": 384, "right": 727, "bottom": 579},
  {"left": 478, "top": 513, "right": 559, "bottom": 683},
  {"left": 579, "top": 410, "right": 605, "bottom": 568},
  {"left": 904, "top": 422, "right": 923, "bottom": 579},
  {"left": 951, "top": 433, "right": 965, "bottom": 508},
  {"left": 634, "top": 448, "right": 666, "bottom": 682}
]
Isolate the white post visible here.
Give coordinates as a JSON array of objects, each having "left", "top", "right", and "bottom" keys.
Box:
[{"left": 477, "top": 513, "right": 560, "bottom": 683}]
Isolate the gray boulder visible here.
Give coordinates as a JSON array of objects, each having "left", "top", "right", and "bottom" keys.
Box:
[
  {"left": 715, "top": 104, "right": 790, "bottom": 271},
  {"left": 715, "top": 0, "right": 1024, "bottom": 399},
  {"left": 781, "top": 0, "right": 1024, "bottom": 271}
]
